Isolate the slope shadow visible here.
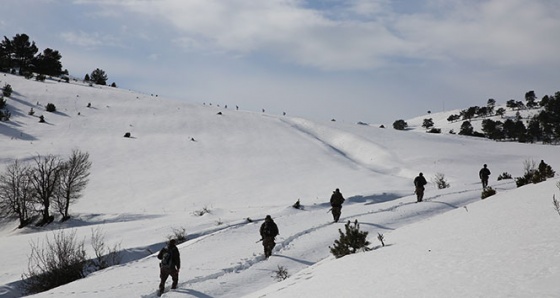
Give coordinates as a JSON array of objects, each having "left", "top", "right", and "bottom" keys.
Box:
[
  {"left": 49, "top": 110, "right": 70, "bottom": 117},
  {"left": 424, "top": 199, "right": 459, "bottom": 209},
  {"left": 14, "top": 213, "right": 165, "bottom": 235},
  {"left": 347, "top": 193, "right": 401, "bottom": 206},
  {"left": 64, "top": 213, "right": 165, "bottom": 227},
  {"left": 357, "top": 222, "right": 395, "bottom": 231},
  {"left": 274, "top": 254, "right": 315, "bottom": 266},
  {"left": 8, "top": 95, "right": 35, "bottom": 109},
  {"left": 0, "top": 122, "right": 37, "bottom": 140},
  {"left": 0, "top": 280, "right": 24, "bottom": 298},
  {"left": 173, "top": 288, "right": 213, "bottom": 298}
]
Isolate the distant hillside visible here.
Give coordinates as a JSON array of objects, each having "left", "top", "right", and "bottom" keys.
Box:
[{"left": 1, "top": 72, "right": 559, "bottom": 298}]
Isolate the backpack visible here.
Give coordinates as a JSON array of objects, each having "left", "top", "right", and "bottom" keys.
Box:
[
  {"left": 331, "top": 193, "right": 344, "bottom": 207},
  {"left": 262, "top": 222, "right": 277, "bottom": 237},
  {"left": 160, "top": 248, "right": 173, "bottom": 268}
]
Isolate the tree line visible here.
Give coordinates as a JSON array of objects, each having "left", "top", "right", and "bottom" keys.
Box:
[
  {"left": 0, "top": 33, "right": 66, "bottom": 77},
  {"left": 0, "top": 33, "right": 112, "bottom": 85},
  {"left": 0, "top": 150, "right": 91, "bottom": 228},
  {"left": 452, "top": 91, "right": 560, "bottom": 143},
  {"left": 393, "top": 90, "right": 560, "bottom": 144}
]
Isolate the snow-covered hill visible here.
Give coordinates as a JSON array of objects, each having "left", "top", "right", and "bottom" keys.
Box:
[{"left": 1, "top": 73, "right": 559, "bottom": 297}]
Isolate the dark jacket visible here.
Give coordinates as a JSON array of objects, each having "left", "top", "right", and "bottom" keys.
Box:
[
  {"left": 158, "top": 243, "right": 181, "bottom": 270},
  {"left": 414, "top": 175, "right": 427, "bottom": 189},
  {"left": 330, "top": 190, "right": 345, "bottom": 207},
  {"left": 479, "top": 167, "right": 491, "bottom": 179},
  {"left": 260, "top": 219, "right": 279, "bottom": 238}
]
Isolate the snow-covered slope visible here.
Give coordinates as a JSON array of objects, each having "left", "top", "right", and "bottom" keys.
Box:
[{"left": 0, "top": 73, "right": 559, "bottom": 297}]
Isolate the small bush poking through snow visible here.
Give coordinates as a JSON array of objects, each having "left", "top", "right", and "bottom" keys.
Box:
[
  {"left": 35, "top": 74, "right": 46, "bottom": 82},
  {"left": 2, "top": 83, "right": 12, "bottom": 97},
  {"left": 273, "top": 265, "right": 290, "bottom": 281},
  {"left": 329, "top": 220, "right": 370, "bottom": 258},
  {"left": 168, "top": 227, "right": 187, "bottom": 244},
  {"left": 497, "top": 172, "right": 512, "bottom": 180},
  {"left": 553, "top": 195, "right": 560, "bottom": 216},
  {"left": 22, "top": 230, "right": 87, "bottom": 295},
  {"left": 89, "top": 227, "right": 122, "bottom": 271},
  {"left": 377, "top": 232, "right": 385, "bottom": 247},
  {"left": 481, "top": 187, "right": 496, "bottom": 199},
  {"left": 432, "top": 173, "right": 450, "bottom": 189},
  {"left": 45, "top": 103, "right": 56, "bottom": 112},
  {"left": 515, "top": 159, "right": 556, "bottom": 187},
  {"left": 22, "top": 228, "right": 122, "bottom": 295},
  {"left": 192, "top": 206, "right": 211, "bottom": 217},
  {"left": 553, "top": 182, "right": 560, "bottom": 217}
]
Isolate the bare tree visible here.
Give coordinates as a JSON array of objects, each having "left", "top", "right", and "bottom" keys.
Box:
[
  {"left": 55, "top": 150, "right": 91, "bottom": 221},
  {"left": 0, "top": 160, "right": 35, "bottom": 228},
  {"left": 30, "top": 155, "right": 62, "bottom": 226}
]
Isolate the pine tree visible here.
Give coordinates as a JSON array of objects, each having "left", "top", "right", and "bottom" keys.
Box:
[
  {"left": 90, "top": 68, "right": 108, "bottom": 85},
  {"left": 32, "top": 48, "right": 63, "bottom": 76},
  {"left": 329, "top": 220, "right": 370, "bottom": 258}
]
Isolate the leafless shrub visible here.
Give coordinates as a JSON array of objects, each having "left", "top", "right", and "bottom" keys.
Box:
[
  {"left": 553, "top": 195, "right": 560, "bottom": 216},
  {"left": 168, "top": 226, "right": 187, "bottom": 244},
  {"left": 192, "top": 206, "right": 211, "bottom": 216},
  {"left": 523, "top": 159, "right": 537, "bottom": 175},
  {"left": 273, "top": 265, "right": 290, "bottom": 281},
  {"left": 554, "top": 182, "right": 560, "bottom": 216},
  {"left": 432, "top": 173, "right": 450, "bottom": 189},
  {"left": 22, "top": 229, "right": 87, "bottom": 294},
  {"left": 89, "top": 227, "right": 122, "bottom": 271},
  {"left": 377, "top": 232, "right": 385, "bottom": 247}
]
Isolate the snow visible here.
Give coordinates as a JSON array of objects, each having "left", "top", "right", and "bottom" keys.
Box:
[{"left": 1, "top": 73, "right": 559, "bottom": 297}]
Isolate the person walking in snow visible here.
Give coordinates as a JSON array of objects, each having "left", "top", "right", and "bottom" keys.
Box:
[
  {"left": 414, "top": 173, "right": 428, "bottom": 202},
  {"left": 330, "top": 188, "right": 345, "bottom": 222},
  {"left": 259, "top": 215, "right": 279, "bottom": 258},
  {"left": 157, "top": 239, "right": 181, "bottom": 295},
  {"left": 479, "top": 164, "right": 491, "bottom": 189}
]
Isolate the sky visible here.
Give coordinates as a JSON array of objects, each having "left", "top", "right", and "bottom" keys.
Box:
[
  {"left": 1, "top": 73, "right": 560, "bottom": 297},
  {"left": 2, "top": 0, "right": 560, "bottom": 124}
]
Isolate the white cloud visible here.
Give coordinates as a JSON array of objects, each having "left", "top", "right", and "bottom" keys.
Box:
[
  {"left": 91, "top": 0, "right": 560, "bottom": 71},
  {"left": 60, "top": 31, "right": 124, "bottom": 49},
  {"left": 60, "top": 31, "right": 104, "bottom": 48},
  {"left": 394, "top": 0, "right": 560, "bottom": 66}
]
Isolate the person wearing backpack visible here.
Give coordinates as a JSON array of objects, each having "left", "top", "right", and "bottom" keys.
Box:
[
  {"left": 414, "top": 172, "right": 428, "bottom": 202},
  {"left": 259, "top": 215, "right": 279, "bottom": 258},
  {"left": 330, "top": 188, "right": 345, "bottom": 222},
  {"left": 479, "top": 164, "right": 491, "bottom": 189},
  {"left": 157, "top": 239, "right": 181, "bottom": 295}
]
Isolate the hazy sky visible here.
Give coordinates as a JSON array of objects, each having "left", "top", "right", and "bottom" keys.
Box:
[{"left": 2, "top": 0, "right": 559, "bottom": 124}]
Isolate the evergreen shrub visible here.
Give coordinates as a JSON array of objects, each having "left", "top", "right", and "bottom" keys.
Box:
[
  {"left": 329, "top": 220, "right": 370, "bottom": 258},
  {"left": 46, "top": 103, "right": 56, "bottom": 112}
]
